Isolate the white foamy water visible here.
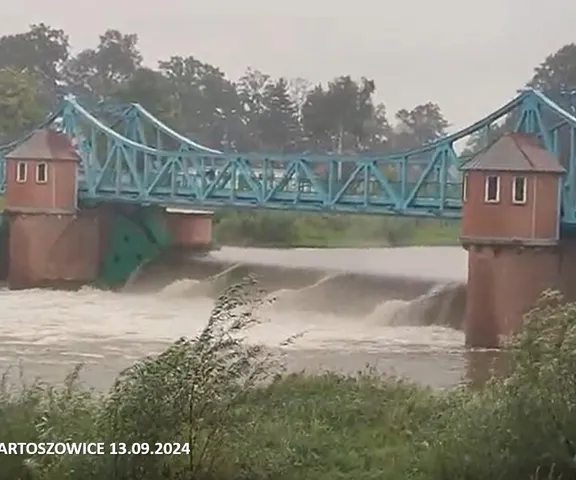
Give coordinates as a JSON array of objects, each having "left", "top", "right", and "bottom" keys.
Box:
[
  {"left": 0, "top": 246, "right": 474, "bottom": 390},
  {"left": 210, "top": 246, "right": 468, "bottom": 280}
]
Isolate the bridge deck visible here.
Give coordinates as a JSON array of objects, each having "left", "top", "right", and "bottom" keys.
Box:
[{"left": 1, "top": 89, "right": 576, "bottom": 223}]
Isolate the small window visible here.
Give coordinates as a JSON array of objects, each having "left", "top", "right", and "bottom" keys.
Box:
[
  {"left": 16, "top": 162, "right": 27, "bottom": 183},
  {"left": 462, "top": 174, "right": 468, "bottom": 202},
  {"left": 484, "top": 175, "right": 500, "bottom": 203},
  {"left": 36, "top": 162, "right": 48, "bottom": 184},
  {"left": 512, "top": 176, "right": 527, "bottom": 205}
]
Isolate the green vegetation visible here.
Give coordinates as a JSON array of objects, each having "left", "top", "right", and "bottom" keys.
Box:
[
  {"left": 213, "top": 210, "right": 460, "bottom": 247},
  {"left": 0, "top": 68, "right": 44, "bottom": 140},
  {"left": 1, "top": 281, "right": 576, "bottom": 479}
]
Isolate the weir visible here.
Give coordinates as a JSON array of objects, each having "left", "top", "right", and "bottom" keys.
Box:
[
  {"left": 128, "top": 254, "right": 467, "bottom": 329},
  {"left": 2, "top": 90, "right": 576, "bottom": 348}
]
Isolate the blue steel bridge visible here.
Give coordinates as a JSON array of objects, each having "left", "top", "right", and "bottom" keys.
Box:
[{"left": 1, "top": 88, "right": 576, "bottom": 224}]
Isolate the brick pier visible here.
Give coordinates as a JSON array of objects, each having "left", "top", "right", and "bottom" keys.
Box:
[{"left": 1, "top": 129, "right": 213, "bottom": 289}]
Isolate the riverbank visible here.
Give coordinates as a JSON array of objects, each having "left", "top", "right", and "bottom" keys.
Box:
[
  {"left": 213, "top": 210, "right": 460, "bottom": 248},
  {"left": 1, "top": 285, "right": 574, "bottom": 480}
]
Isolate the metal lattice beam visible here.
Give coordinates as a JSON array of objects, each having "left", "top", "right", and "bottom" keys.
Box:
[{"left": 2, "top": 89, "right": 576, "bottom": 223}]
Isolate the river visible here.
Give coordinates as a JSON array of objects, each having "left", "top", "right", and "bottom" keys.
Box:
[{"left": 0, "top": 246, "right": 490, "bottom": 391}]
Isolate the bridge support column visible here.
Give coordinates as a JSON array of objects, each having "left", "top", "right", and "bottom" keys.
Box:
[
  {"left": 463, "top": 243, "right": 560, "bottom": 347},
  {"left": 7, "top": 210, "right": 103, "bottom": 289},
  {"left": 165, "top": 209, "right": 213, "bottom": 252},
  {"left": 2, "top": 129, "right": 103, "bottom": 289},
  {"left": 97, "top": 205, "right": 170, "bottom": 288}
]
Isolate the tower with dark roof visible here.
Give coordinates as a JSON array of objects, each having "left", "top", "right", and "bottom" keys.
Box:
[
  {"left": 3, "top": 129, "right": 101, "bottom": 289},
  {"left": 459, "top": 133, "right": 565, "bottom": 348},
  {"left": 4, "top": 129, "right": 79, "bottom": 213}
]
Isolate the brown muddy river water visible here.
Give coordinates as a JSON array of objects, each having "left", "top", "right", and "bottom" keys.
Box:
[{"left": 0, "top": 246, "right": 492, "bottom": 391}]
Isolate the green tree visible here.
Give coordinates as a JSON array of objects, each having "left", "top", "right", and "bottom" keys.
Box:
[
  {"left": 0, "top": 24, "right": 69, "bottom": 82},
  {"left": 159, "top": 55, "right": 245, "bottom": 150},
  {"left": 288, "top": 77, "right": 312, "bottom": 123},
  {"left": 391, "top": 102, "right": 449, "bottom": 150},
  {"left": 64, "top": 29, "right": 142, "bottom": 98},
  {"left": 0, "top": 24, "right": 69, "bottom": 108},
  {"left": 237, "top": 68, "right": 274, "bottom": 150},
  {"left": 112, "top": 67, "right": 175, "bottom": 124},
  {"left": 363, "top": 103, "right": 392, "bottom": 152},
  {"left": 259, "top": 77, "right": 301, "bottom": 151},
  {"left": 302, "top": 76, "right": 378, "bottom": 152},
  {"left": 0, "top": 68, "right": 44, "bottom": 142},
  {"left": 300, "top": 84, "right": 333, "bottom": 151},
  {"left": 528, "top": 43, "right": 576, "bottom": 93}
]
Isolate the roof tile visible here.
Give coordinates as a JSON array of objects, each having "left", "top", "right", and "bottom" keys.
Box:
[
  {"left": 460, "top": 133, "right": 564, "bottom": 173},
  {"left": 5, "top": 129, "right": 78, "bottom": 162}
]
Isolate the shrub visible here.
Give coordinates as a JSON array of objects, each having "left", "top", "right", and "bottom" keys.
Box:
[
  {"left": 412, "top": 290, "right": 576, "bottom": 480},
  {"left": 96, "top": 277, "right": 284, "bottom": 479}
]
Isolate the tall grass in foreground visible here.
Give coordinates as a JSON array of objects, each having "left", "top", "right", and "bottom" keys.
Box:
[{"left": 1, "top": 285, "right": 576, "bottom": 479}]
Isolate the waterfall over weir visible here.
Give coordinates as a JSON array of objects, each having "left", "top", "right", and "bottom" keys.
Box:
[
  {"left": 128, "top": 248, "right": 467, "bottom": 330},
  {"left": 0, "top": 246, "right": 472, "bottom": 391}
]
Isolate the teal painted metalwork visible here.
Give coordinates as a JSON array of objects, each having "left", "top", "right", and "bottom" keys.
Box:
[
  {"left": 98, "top": 207, "right": 171, "bottom": 287},
  {"left": 1, "top": 89, "right": 576, "bottom": 224}
]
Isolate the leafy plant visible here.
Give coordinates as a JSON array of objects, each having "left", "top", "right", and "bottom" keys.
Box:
[{"left": 2, "top": 287, "right": 576, "bottom": 479}]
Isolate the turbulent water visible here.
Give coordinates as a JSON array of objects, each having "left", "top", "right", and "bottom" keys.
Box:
[{"left": 0, "top": 246, "right": 493, "bottom": 391}]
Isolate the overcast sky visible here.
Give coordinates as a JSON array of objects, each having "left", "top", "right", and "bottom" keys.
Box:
[{"left": 2, "top": 0, "right": 576, "bottom": 130}]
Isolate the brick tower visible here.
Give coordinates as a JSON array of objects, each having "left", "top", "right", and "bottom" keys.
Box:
[
  {"left": 460, "top": 133, "right": 565, "bottom": 347},
  {"left": 4, "top": 129, "right": 101, "bottom": 288}
]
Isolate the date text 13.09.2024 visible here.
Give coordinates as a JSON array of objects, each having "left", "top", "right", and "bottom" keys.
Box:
[{"left": 0, "top": 442, "right": 191, "bottom": 455}]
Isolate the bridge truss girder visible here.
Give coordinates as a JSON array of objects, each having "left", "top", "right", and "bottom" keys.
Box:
[{"left": 1, "top": 89, "right": 576, "bottom": 223}]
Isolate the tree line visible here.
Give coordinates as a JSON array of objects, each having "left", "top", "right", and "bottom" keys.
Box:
[
  {"left": 0, "top": 24, "right": 575, "bottom": 154},
  {"left": 0, "top": 26, "right": 450, "bottom": 152},
  {"left": 1, "top": 24, "right": 575, "bottom": 153}
]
